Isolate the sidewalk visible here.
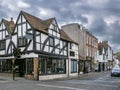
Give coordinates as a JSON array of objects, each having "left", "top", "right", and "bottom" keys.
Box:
[
  {"left": 69, "top": 70, "right": 110, "bottom": 80},
  {"left": 0, "top": 75, "right": 26, "bottom": 82},
  {"left": 48, "top": 71, "right": 110, "bottom": 81},
  {"left": 0, "top": 71, "right": 110, "bottom": 81}
]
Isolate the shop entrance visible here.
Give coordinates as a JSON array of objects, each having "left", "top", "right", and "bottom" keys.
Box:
[{"left": 15, "top": 59, "right": 26, "bottom": 77}]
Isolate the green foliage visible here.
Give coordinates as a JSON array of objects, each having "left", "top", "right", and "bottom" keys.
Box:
[{"left": 116, "top": 52, "right": 120, "bottom": 61}]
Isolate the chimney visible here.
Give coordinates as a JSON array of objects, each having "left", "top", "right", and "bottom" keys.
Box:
[
  {"left": 9, "top": 17, "right": 14, "bottom": 31},
  {"left": 11, "top": 17, "right": 13, "bottom": 21}
]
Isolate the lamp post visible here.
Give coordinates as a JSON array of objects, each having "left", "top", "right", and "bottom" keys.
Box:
[
  {"left": 12, "top": 59, "right": 15, "bottom": 80},
  {"left": 13, "top": 48, "right": 21, "bottom": 80}
]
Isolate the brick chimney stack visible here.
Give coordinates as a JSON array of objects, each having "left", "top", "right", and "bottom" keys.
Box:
[{"left": 9, "top": 17, "right": 14, "bottom": 31}]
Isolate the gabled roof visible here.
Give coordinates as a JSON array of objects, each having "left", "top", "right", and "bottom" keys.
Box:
[
  {"left": 19, "top": 11, "right": 77, "bottom": 42},
  {"left": 1, "top": 19, "right": 15, "bottom": 34},
  {"left": 44, "top": 18, "right": 55, "bottom": 27},
  {"left": 21, "top": 11, "right": 54, "bottom": 34}
]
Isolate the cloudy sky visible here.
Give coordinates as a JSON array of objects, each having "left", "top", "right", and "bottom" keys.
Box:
[{"left": 0, "top": 0, "right": 120, "bottom": 52}]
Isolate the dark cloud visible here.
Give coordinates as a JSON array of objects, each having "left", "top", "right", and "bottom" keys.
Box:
[
  {"left": 89, "top": 17, "right": 108, "bottom": 36},
  {"left": 109, "top": 21, "right": 120, "bottom": 44},
  {"left": 0, "top": 0, "right": 120, "bottom": 52}
]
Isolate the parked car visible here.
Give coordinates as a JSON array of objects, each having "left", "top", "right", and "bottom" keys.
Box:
[{"left": 111, "top": 67, "right": 120, "bottom": 76}]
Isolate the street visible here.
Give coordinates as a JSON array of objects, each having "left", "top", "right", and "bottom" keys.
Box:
[{"left": 0, "top": 71, "right": 120, "bottom": 90}]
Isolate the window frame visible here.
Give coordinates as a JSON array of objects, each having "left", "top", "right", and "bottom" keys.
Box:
[
  {"left": 18, "top": 37, "right": 27, "bottom": 47},
  {"left": 0, "top": 40, "right": 6, "bottom": 50},
  {"left": 71, "top": 59, "right": 77, "bottom": 73}
]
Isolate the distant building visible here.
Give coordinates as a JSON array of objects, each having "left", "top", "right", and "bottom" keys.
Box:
[
  {"left": 95, "top": 41, "right": 113, "bottom": 71},
  {"left": 61, "top": 23, "right": 98, "bottom": 73}
]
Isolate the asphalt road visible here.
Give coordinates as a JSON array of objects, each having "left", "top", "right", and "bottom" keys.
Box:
[{"left": 0, "top": 71, "right": 120, "bottom": 90}]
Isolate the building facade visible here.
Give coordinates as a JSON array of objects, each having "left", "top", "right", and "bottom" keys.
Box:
[
  {"left": 0, "top": 11, "right": 79, "bottom": 80},
  {"left": 95, "top": 41, "right": 113, "bottom": 71},
  {"left": 0, "top": 18, "right": 15, "bottom": 74},
  {"left": 61, "top": 23, "right": 98, "bottom": 74}
]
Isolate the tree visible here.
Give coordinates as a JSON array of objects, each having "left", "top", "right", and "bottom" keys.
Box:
[{"left": 116, "top": 52, "right": 120, "bottom": 61}]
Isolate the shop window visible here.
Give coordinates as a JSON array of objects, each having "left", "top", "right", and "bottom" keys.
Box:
[
  {"left": 26, "top": 58, "right": 33, "bottom": 74},
  {"left": 71, "top": 60, "right": 77, "bottom": 73},
  {"left": 39, "top": 58, "right": 66, "bottom": 75},
  {"left": 0, "top": 59, "right": 12, "bottom": 73}
]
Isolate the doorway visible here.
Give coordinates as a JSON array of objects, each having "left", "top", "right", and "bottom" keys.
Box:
[{"left": 15, "top": 59, "right": 26, "bottom": 77}]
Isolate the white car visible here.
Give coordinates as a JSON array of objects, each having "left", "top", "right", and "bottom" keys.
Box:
[{"left": 111, "top": 67, "right": 120, "bottom": 76}]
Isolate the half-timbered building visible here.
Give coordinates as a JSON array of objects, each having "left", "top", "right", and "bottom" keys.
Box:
[
  {"left": 0, "top": 18, "right": 15, "bottom": 74},
  {"left": 3, "top": 11, "right": 77, "bottom": 80}
]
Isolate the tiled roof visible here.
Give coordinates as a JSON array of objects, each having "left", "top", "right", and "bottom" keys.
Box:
[
  {"left": 21, "top": 11, "right": 76, "bottom": 42},
  {"left": 44, "top": 18, "right": 54, "bottom": 27},
  {"left": 2, "top": 19, "right": 15, "bottom": 34},
  {"left": 21, "top": 11, "right": 50, "bottom": 34}
]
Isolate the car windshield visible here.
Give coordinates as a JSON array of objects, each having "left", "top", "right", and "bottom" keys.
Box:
[{"left": 112, "top": 68, "right": 120, "bottom": 72}]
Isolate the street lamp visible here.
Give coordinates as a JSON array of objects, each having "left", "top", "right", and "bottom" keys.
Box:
[
  {"left": 12, "top": 48, "right": 21, "bottom": 80},
  {"left": 12, "top": 59, "right": 15, "bottom": 80}
]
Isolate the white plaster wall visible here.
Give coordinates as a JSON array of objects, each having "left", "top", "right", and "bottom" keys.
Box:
[
  {"left": 6, "top": 39, "right": 10, "bottom": 51},
  {"left": 41, "top": 33, "right": 47, "bottom": 43},
  {"left": 12, "top": 35, "right": 17, "bottom": 46},
  {"left": 39, "top": 74, "right": 67, "bottom": 80},
  {"left": 28, "top": 40, "right": 33, "bottom": 51},
  {"left": 21, "top": 53, "right": 38, "bottom": 58},
  {"left": 0, "top": 50, "right": 5, "bottom": 55}
]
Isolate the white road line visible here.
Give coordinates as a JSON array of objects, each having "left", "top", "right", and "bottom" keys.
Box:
[
  {"left": 94, "top": 80, "right": 116, "bottom": 83},
  {"left": 0, "top": 81, "right": 9, "bottom": 83},
  {"left": 59, "top": 81, "right": 118, "bottom": 88},
  {"left": 37, "top": 84, "right": 87, "bottom": 90}
]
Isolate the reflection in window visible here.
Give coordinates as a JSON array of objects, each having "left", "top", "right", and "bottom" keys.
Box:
[
  {"left": 39, "top": 58, "right": 66, "bottom": 75},
  {"left": 0, "top": 59, "right": 12, "bottom": 73},
  {"left": 71, "top": 60, "right": 77, "bottom": 73}
]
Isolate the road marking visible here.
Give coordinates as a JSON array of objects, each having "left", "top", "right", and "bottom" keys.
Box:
[
  {"left": 59, "top": 81, "right": 118, "bottom": 88},
  {"left": 0, "top": 81, "right": 9, "bottom": 83},
  {"left": 37, "top": 84, "right": 87, "bottom": 90},
  {"left": 93, "top": 80, "right": 116, "bottom": 83}
]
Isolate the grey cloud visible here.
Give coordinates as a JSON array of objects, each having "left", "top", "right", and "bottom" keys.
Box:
[
  {"left": 89, "top": 17, "right": 108, "bottom": 36},
  {"left": 0, "top": 0, "right": 120, "bottom": 52}
]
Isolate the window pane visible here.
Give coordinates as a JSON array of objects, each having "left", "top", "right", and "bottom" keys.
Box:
[
  {"left": 39, "top": 58, "right": 66, "bottom": 75},
  {"left": 49, "top": 37, "right": 54, "bottom": 46},
  {"left": 71, "top": 60, "right": 77, "bottom": 73}
]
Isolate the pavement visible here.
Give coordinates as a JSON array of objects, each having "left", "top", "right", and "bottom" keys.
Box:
[{"left": 0, "top": 71, "right": 112, "bottom": 82}]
